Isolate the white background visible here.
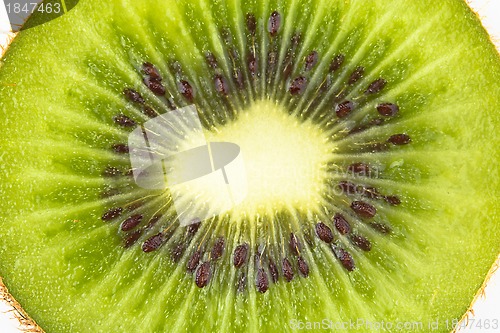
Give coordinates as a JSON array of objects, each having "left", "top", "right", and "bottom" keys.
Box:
[{"left": 0, "top": 0, "right": 499, "bottom": 332}]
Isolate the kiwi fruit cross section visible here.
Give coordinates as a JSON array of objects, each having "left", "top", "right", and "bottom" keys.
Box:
[{"left": 0, "top": 0, "right": 499, "bottom": 332}]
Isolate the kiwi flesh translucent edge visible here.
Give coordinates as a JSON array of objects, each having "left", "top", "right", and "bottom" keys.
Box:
[{"left": 0, "top": 0, "right": 499, "bottom": 332}]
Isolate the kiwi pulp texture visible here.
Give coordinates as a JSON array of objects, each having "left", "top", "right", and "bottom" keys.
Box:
[{"left": 1, "top": 0, "right": 500, "bottom": 332}]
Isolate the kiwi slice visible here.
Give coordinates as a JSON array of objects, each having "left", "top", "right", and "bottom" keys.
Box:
[{"left": 1, "top": 0, "right": 499, "bottom": 332}]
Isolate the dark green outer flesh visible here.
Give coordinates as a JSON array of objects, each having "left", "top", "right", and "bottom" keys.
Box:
[{"left": 0, "top": 0, "right": 500, "bottom": 332}]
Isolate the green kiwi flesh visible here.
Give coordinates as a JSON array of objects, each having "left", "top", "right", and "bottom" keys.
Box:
[{"left": 0, "top": 0, "right": 500, "bottom": 332}]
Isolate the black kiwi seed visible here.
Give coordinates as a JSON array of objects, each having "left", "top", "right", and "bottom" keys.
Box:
[
  {"left": 315, "top": 222, "right": 334, "bottom": 243},
  {"left": 124, "top": 230, "right": 142, "bottom": 248},
  {"left": 347, "top": 162, "right": 370, "bottom": 175},
  {"left": 214, "top": 75, "right": 229, "bottom": 95},
  {"left": 335, "top": 100, "right": 354, "bottom": 118},
  {"left": 111, "top": 143, "right": 129, "bottom": 154},
  {"left": 297, "top": 256, "right": 309, "bottom": 277},
  {"left": 377, "top": 103, "right": 399, "bottom": 117},
  {"left": 113, "top": 114, "right": 136, "bottom": 127},
  {"left": 282, "top": 258, "right": 294, "bottom": 282},
  {"left": 187, "top": 250, "right": 202, "bottom": 272},
  {"left": 142, "top": 105, "right": 158, "bottom": 118},
  {"left": 142, "top": 233, "right": 165, "bottom": 252},
  {"left": 388, "top": 133, "right": 411, "bottom": 145},
  {"left": 330, "top": 54, "right": 344, "bottom": 72},
  {"left": 370, "top": 222, "right": 391, "bottom": 234},
  {"left": 204, "top": 52, "right": 218, "bottom": 69},
  {"left": 348, "top": 66, "right": 364, "bottom": 84},
  {"left": 268, "top": 259, "right": 279, "bottom": 283},
  {"left": 385, "top": 195, "right": 402, "bottom": 206},
  {"left": 365, "top": 78, "right": 386, "bottom": 94},
  {"left": 187, "top": 219, "right": 202, "bottom": 236},
  {"left": 255, "top": 268, "right": 269, "bottom": 293},
  {"left": 268, "top": 11, "right": 281, "bottom": 37},
  {"left": 123, "top": 88, "right": 145, "bottom": 104},
  {"left": 289, "top": 76, "right": 307, "bottom": 95},
  {"left": 333, "top": 213, "right": 351, "bottom": 235},
  {"left": 211, "top": 237, "right": 225, "bottom": 260},
  {"left": 120, "top": 214, "right": 143, "bottom": 231},
  {"left": 233, "top": 243, "right": 249, "bottom": 268},
  {"left": 143, "top": 77, "right": 166, "bottom": 96},
  {"left": 304, "top": 51, "right": 319, "bottom": 71},
  {"left": 178, "top": 80, "right": 195, "bottom": 102},
  {"left": 101, "top": 207, "right": 123, "bottom": 221},
  {"left": 142, "top": 62, "right": 162, "bottom": 81},
  {"left": 195, "top": 261, "right": 212, "bottom": 288},
  {"left": 246, "top": 13, "right": 256, "bottom": 35},
  {"left": 338, "top": 181, "right": 357, "bottom": 195},
  {"left": 350, "top": 234, "right": 372, "bottom": 251},
  {"left": 332, "top": 245, "right": 355, "bottom": 271},
  {"left": 350, "top": 201, "right": 377, "bottom": 218}
]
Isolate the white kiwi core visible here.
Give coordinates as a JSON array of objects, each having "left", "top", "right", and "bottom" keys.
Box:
[{"left": 194, "top": 100, "right": 335, "bottom": 221}]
